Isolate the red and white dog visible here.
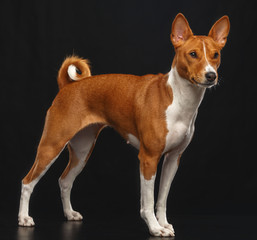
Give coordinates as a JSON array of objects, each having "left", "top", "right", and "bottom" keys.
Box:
[{"left": 18, "top": 14, "right": 230, "bottom": 236}]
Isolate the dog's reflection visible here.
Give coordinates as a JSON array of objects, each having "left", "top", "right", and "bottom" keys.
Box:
[
  {"left": 17, "top": 222, "right": 174, "bottom": 240},
  {"left": 17, "top": 221, "right": 83, "bottom": 240},
  {"left": 17, "top": 227, "right": 35, "bottom": 240},
  {"left": 148, "top": 237, "right": 175, "bottom": 240},
  {"left": 61, "top": 221, "right": 83, "bottom": 240}
]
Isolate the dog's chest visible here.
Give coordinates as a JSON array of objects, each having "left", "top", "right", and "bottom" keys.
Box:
[{"left": 164, "top": 102, "right": 197, "bottom": 153}]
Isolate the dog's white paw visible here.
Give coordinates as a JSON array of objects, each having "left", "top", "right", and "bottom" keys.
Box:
[
  {"left": 150, "top": 226, "right": 175, "bottom": 237},
  {"left": 158, "top": 220, "right": 175, "bottom": 234},
  {"left": 163, "top": 223, "right": 175, "bottom": 235},
  {"left": 156, "top": 212, "right": 175, "bottom": 235},
  {"left": 18, "top": 215, "right": 35, "bottom": 227},
  {"left": 65, "top": 210, "right": 83, "bottom": 221}
]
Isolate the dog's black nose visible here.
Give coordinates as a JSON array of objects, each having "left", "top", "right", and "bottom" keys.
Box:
[{"left": 205, "top": 72, "right": 216, "bottom": 82}]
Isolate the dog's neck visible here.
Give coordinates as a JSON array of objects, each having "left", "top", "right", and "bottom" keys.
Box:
[{"left": 167, "top": 67, "right": 206, "bottom": 118}]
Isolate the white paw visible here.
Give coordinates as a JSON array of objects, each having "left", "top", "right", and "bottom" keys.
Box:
[
  {"left": 18, "top": 215, "right": 35, "bottom": 227},
  {"left": 150, "top": 226, "right": 175, "bottom": 237},
  {"left": 65, "top": 210, "right": 83, "bottom": 221},
  {"left": 163, "top": 223, "right": 175, "bottom": 235},
  {"left": 156, "top": 213, "right": 175, "bottom": 235}
]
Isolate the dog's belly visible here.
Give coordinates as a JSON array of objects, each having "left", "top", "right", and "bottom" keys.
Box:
[{"left": 127, "top": 133, "right": 140, "bottom": 149}]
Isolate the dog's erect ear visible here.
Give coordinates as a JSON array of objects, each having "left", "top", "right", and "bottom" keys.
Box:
[
  {"left": 171, "top": 13, "right": 193, "bottom": 48},
  {"left": 208, "top": 16, "right": 230, "bottom": 48}
]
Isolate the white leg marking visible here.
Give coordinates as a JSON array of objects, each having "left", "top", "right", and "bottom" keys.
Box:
[
  {"left": 18, "top": 181, "right": 36, "bottom": 226},
  {"left": 156, "top": 153, "right": 179, "bottom": 235},
  {"left": 18, "top": 148, "right": 65, "bottom": 226},
  {"left": 59, "top": 164, "right": 84, "bottom": 221},
  {"left": 140, "top": 173, "right": 174, "bottom": 237},
  {"left": 59, "top": 125, "right": 99, "bottom": 221}
]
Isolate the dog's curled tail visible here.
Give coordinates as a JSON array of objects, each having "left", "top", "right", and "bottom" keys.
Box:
[{"left": 57, "top": 55, "right": 91, "bottom": 90}]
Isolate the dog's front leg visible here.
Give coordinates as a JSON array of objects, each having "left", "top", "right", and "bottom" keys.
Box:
[
  {"left": 139, "top": 150, "right": 174, "bottom": 237},
  {"left": 156, "top": 152, "right": 180, "bottom": 235}
]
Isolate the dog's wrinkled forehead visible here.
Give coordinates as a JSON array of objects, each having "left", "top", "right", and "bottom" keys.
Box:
[{"left": 181, "top": 36, "right": 219, "bottom": 54}]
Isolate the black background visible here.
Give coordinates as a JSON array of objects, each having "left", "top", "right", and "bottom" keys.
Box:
[{"left": 1, "top": 0, "right": 257, "bottom": 239}]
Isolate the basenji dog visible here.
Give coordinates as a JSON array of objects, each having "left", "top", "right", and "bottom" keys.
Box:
[{"left": 18, "top": 13, "right": 230, "bottom": 236}]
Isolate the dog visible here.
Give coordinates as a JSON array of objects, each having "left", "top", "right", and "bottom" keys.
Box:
[{"left": 18, "top": 13, "right": 230, "bottom": 237}]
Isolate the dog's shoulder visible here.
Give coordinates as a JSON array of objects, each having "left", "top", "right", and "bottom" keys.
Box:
[{"left": 142, "top": 73, "right": 168, "bottom": 81}]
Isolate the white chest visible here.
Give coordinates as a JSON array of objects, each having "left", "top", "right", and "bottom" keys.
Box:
[
  {"left": 164, "top": 103, "right": 197, "bottom": 153},
  {"left": 163, "top": 68, "right": 205, "bottom": 154}
]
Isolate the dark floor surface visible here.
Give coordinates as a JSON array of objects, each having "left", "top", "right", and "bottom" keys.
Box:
[{"left": 1, "top": 214, "right": 257, "bottom": 240}]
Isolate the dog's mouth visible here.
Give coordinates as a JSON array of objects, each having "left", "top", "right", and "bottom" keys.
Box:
[{"left": 191, "top": 78, "right": 216, "bottom": 88}]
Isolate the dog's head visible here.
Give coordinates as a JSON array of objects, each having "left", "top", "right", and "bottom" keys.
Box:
[{"left": 171, "top": 13, "right": 230, "bottom": 88}]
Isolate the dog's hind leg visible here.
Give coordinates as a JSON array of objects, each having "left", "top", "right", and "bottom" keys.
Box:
[
  {"left": 58, "top": 124, "right": 104, "bottom": 221},
  {"left": 18, "top": 105, "right": 93, "bottom": 226},
  {"left": 18, "top": 140, "right": 68, "bottom": 226}
]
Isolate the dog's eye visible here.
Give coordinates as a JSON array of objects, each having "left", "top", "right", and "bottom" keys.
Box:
[
  {"left": 189, "top": 51, "right": 197, "bottom": 58},
  {"left": 213, "top": 52, "right": 219, "bottom": 59}
]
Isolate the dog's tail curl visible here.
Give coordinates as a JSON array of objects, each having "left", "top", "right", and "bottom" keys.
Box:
[{"left": 57, "top": 55, "right": 91, "bottom": 90}]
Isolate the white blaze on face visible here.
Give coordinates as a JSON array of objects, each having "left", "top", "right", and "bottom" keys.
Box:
[{"left": 202, "top": 41, "right": 216, "bottom": 73}]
